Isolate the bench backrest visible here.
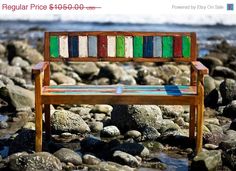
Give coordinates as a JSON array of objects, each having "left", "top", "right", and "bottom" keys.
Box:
[{"left": 44, "top": 32, "right": 197, "bottom": 62}]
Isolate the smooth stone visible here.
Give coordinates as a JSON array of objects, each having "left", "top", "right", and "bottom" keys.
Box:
[
  {"left": 223, "top": 100, "right": 236, "bottom": 118},
  {"left": 0, "top": 74, "right": 14, "bottom": 86},
  {"left": 0, "top": 121, "right": 8, "bottom": 129},
  {"left": 101, "top": 126, "right": 120, "bottom": 137},
  {"left": 220, "top": 79, "right": 236, "bottom": 105},
  {"left": 204, "top": 75, "right": 216, "bottom": 96},
  {"left": 95, "top": 161, "right": 134, "bottom": 171},
  {"left": 142, "top": 75, "right": 165, "bottom": 85},
  {"left": 141, "top": 126, "right": 160, "bottom": 140},
  {"left": 204, "top": 89, "right": 219, "bottom": 109},
  {"left": 144, "top": 141, "right": 164, "bottom": 151},
  {"left": 82, "top": 154, "right": 101, "bottom": 165},
  {"left": 204, "top": 144, "right": 218, "bottom": 150},
  {"left": 0, "top": 44, "right": 6, "bottom": 57},
  {"left": 54, "top": 148, "right": 82, "bottom": 165},
  {"left": 159, "top": 120, "right": 181, "bottom": 134},
  {"left": 169, "top": 75, "right": 190, "bottom": 85},
  {"left": 23, "top": 122, "right": 35, "bottom": 130},
  {"left": 125, "top": 130, "right": 142, "bottom": 139},
  {"left": 204, "top": 118, "right": 220, "bottom": 126},
  {"left": 153, "top": 65, "right": 182, "bottom": 82},
  {"left": 80, "top": 136, "right": 106, "bottom": 153},
  {"left": 93, "top": 113, "right": 106, "bottom": 121},
  {"left": 89, "top": 122, "right": 103, "bottom": 132},
  {"left": 213, "top": 66, "right": 236, "bottom": 80},
  {"left": 219, "top": 130, "right": 236, "bottom": 150},
  {"left": 113, "top": 150, "right": 140, "bottom": 167},
  {"left": 11, "top": 56, "right": 30, "bottom": 69},
  {"left": 90, "top": 105, "right": 113, "bottom": 115},
  {"left": 71, "top": 62, "right": 99, "bottom": 77},
  {"left": 51, "top": 72, "right": 76, "bottom": 85},
  {"left": 0, "top": 63, "right": 23, "bottom": 78},
  {"left": 66, "top": 71, "right": 82, "bottom": 82},
  {"left": 119, "top": 75, "right": 137, "bottom": 85},
  {"left": 159, "top": 105, "right": 184, "bottom": 118}
]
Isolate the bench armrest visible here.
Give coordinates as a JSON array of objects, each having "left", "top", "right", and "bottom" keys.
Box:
[
  {"left": 32, "top": 62, "right": 49, "bottom": 74},
  {"left": 191, "top": 61, "right": 208, "bottom": 75}
]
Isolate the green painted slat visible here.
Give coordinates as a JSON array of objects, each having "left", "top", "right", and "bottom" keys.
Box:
[
  {"left": 162, "top": 36, "right": 173, "bottom": 58},
  {"left": 182, "top": 36, "right": 191, "bottom": 58},
  {"left": 133, "top": 36, "right": 143, "bottom": 58},
  {"left": 116, "top": 36, "right": 125, "bottom": 57},
  {"left": 50, "top": 36, "right": 59, "bottom": 58}
]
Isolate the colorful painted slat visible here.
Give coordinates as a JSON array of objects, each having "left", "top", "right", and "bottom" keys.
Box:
[
  {"left": 59, "top": 36, "right": 69, "bottom": 58},
  {"left": 143, "top": 36, "right": 153, "bottom": 57},
  {"left": 79, "top": 36, "right": 88, "bottom": 57},
  {"left": 133, "top": 36, "right": 143, "bottom": 58},
  {"left": 50, "top": 36, "right": 59, "bottom": 58},
  {"left": 174, "top": 36, "right": 182, "bottom": 57},
  {"left": 98, "top": 35, "right": 107, "bottom": 57},
  {"left": 107, "top": 36, "right": 116, "bottom": 57},
  {"left": 125, "top": 36, "right": 133, "bottom": 58},
  {"left": 88, "top": 36, "right": 97, "bottom": 57},
  {"left": 162, "top": 36, "right": 173, "bottom": 58},
  {"left": 68, "top": 36, "right": 79, "bottom": 57},
  {"left": 182, "top": 36, "right": 191, "bottom": 58},
  {"left": 153, "top": 36, "right": 162, "bottom": 57},
  {"left": 116, "top": 36, "right": 125, "bottom": 57}
]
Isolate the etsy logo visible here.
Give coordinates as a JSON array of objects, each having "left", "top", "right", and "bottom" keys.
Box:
[{"left": 227, "top": 3, "right": 234, "bottom": 11}]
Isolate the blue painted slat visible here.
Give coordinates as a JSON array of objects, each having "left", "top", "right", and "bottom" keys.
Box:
[
  {"left": 143, "top": 36, "right": 153, "bottom": 57},
  {"left": 88, "top": 36, "right": 97, "bottom": 57},
  {"left": 68, "top": 36, "right": 78, "bottom": 57},
  {"left": 153, "top": 36, "right": 162, "bottom": 57}
]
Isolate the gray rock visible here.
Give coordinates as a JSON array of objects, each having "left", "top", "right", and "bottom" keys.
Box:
[
  {"left": 219, "top": 130, "right": 236, "bottom": 150},
  {"left": 0, "top": 74, "right": 14, "bottom": 85},
  {"left": 98, "top": 64, "right": 125, "bottom": 83},
  {"left": 0, "top": 121, "right": 8, "bottom": 129},
  {"left": 91, "top": 77, "right": 110, "bottom": 85},
  {"left": 66, "top": 72, "right": 82, "bottom": 82},
  {"left": 51, "top": 110, "right": 90, "bottom": 133},
  {"left": 23, "top": 122, "right": 35, "bottom": 130},
  {"left": 141, "top": 126, "right": 160, "bottom": 140},
  {"left": 159, "top": 120, "right": 181, "bottom": 134},
  {"left": 220, "top": 79, "right": 236, "bottom": 105},
  {"left": 95, "top": 161, "right": 134, "bottom": 171},
  {"left": 204, "top": 75, "right": 216, "bottom": 96},
  {"left": 199, "top": 57, "right": 223, "bottom": 75},
  {"left": 154, "top": 65, "right": 182, "bottom": 82},
  {"left": 159, "top": 105, "right": 184, "bottom": 118},
  {"left": 7, "top": 40, "right": 43, "bottom": 64},
  {"left": 111, "top": 142, "right": 149, "bottom": 157},
  {"left": 93, "top": 113, "right": 106, "bottom": 121},
  {"left": 72, "top": 62, "right": 99, "bottom": 77},
  {"left": 89, "top": 121, "right": 103, "bottom": 132},
  {"left": 230, "top": 118, "right": 236, "bottom": 131},
  {"left": 113, "top": 150, "right": 140, "bottom": 167},
  {"left": 82, "top": 154, "right": 101, "bottom": 165},
  {"left": 111, "top": 105, "right": 163, "bottom": 132},
  {"left": 101, "top": 126, "right": 120, "bottom": 137},
  {"left": 221, "top": 147, "right": 236, "bottom": 170},
  {"left": 90, "top": 104, "right": 113, "bottom": 115},
  {"left": 11, "top": 56, "right": 30, "bottom": 69},
  {"left": 0, "top": 98, "right": 8, "bottom": 108},
  {"left": 213, "top": 66, "right": 236, "bottom": 79},
  {"left": 204, "top": 123, "right": 224, "bottom": 145},
  {"left": 169, "top": 75, "right": 190, "bottom": 85},
  {"left": 125, "top": 130, "right": 142, "bottom": 139},
  {"left": 205, "top": 89, "right": 219, "bottom": 109},
  {"left": 119, "top": 75, "right": 136, "bottom": 85},
  {"left": 0, "top": 84, "right": 34, "bottom": 111},
  {"left": 54, "top": 148, "right": 82, "bottom": 165},
  {"left": 12, "top": 77, "right": 26, "bottom": 87},
  {"left": 142, "top": 75, "right": 164, "bottom": 85},
  {"left": 80, "top": 136, "right": 105, "bottom": 153},
  {"left": 51, "top": 72, "right": 76, "bottom": 85},
  {"left": 8, "top": 152, "right": 62, "bottom": 171},
  {"left": 223, "top": 100, "right": 236, "bottom": 118},
  {"left": 0, "top": 44, "right": 6, "bottom": 58},
  {"left": 191, "top": 150, "right": 222, "bottom": 171},
  {"left": 0, "top": 63, "right": 23, "bottom": 78}
]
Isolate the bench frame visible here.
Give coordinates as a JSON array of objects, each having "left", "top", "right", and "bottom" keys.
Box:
[{"left": 32, "top": 32, "right": 208, "bottom": 154}]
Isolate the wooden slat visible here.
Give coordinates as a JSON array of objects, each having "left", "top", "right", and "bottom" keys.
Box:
[
  {"left": 98, "top": 35, "right": 107, "bottom": 57},
  {"left": 79, "top": 36, "right": 88, "bottom": 57},
  {"left": 50, "top": 36, "right": 59, "bottom": 58},
  {"left": 182, "top": 36, "right": 191, "bottom": 58},
  {"left": 133, "top": 36, "right": 143, "bottom": 58},
  {"left": 88, "top": 36, "right": 97, "bottom": 57},
  {"left": 162, "top": 36, "right": 173, "bottom": 58},
  {"left": 191, "top": 61, "right": 209, "bottom": 75},
  {"left": 68, "top": 36, "right": 79, "bottom": 57},
  {"left": 143, "top": 36, "right": 153, "bottom": 57},
  {"left": 153, "top": 36, "right": 162, "bottom": 57},
  {"left": 107, "top": 36, "right": 116, "bottom": 57},
  {"left": 174, "top": 36, "right": 182, "bottom": 57},
  {"left": 116, "top": 36, "right": 125, "bottom": 57},
  {"left": 59, "top": 36, "right": 69, "bottom": 58},
  {"left": 125, "top": 36, "right": 133, "bottom": 58}
]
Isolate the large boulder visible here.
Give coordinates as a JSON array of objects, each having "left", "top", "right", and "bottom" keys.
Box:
[
  {"left": 213, "top": 66, "right": 236, "bottom": 80},
  {"left": 51, "top": 72, "right": 76, "bottom": 85},
  {"left": 113, "top": 150, "right": 140, "bottom": 167},
  {"left": 54, "top": 148, "right": 82, "bottom": 165},
  {"left": 111, "top": 105, "right": 163, "bottom": 132},
  {"left": 219, "top": 79, "right": 236, "bottom": 105},
  {"left": 71, "top": 62, "right": 99, "bottom": 78},
  {"left": 7, "top": 40, "right": 43, "bottom": 64},
  {"left": 8, "top": 152, "right": 62, "bottom": 171},
  {"left": 51, "top": 110, "right": 90, "bottom": 133},
  {"left": 223, "top": 100, "right": 236, "bottom": 118},
  {"left": 0, "top": 84, "right": 34, "bottom": 111}
]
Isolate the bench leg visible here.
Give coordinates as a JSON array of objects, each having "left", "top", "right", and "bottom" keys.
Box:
[
  {"left": 196, "top": 84, "right": 204, "bottom": 154},
  {"left": 45, "top": 104, "right": 51, "bottom": 141},
  {"left": 189, "top": 105, "right": 196, "bottom": 140}
]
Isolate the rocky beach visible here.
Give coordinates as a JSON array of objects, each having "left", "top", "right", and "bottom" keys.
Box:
[{"left": 0, "top": 23, "right": 236, "bottom": 171}]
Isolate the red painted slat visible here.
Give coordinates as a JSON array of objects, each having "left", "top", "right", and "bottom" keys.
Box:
[
  {"left": 98, "top": 35, "right": 107, "bottom": 57},
  {"left": 174, "top": 36, "right": 182, "bottom": 57}
]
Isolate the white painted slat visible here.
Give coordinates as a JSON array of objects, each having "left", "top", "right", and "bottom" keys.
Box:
[
  {"left": 125, "top": 36, "right": 133, "bottom": 58},
  {"left": 79, "top": 36, "right": 88, "bottom": 57},
  {"left": 107, "top": 36, "right": 116, "bottom": 57},
  {"left": 59, "top": 36, "right": 69, "bottom": 58}
]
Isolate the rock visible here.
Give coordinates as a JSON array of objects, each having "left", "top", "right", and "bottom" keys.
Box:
[
  {"left": 80, "top": 136, "right": 106, "bottom": 153},
  {"left": 12, "top": 77, "right": 26, "bottom": 87},
  {"left": 213, "top": 66, "right": 236, "bottom": 79},
  {"left": 220, "top": 79, "right": 236, "bottom": 105},
  {"left": 23, "top": 122, "right": 35, "bottom": 130},
  {"left": 221, "top": 147, "right": 236, "bottom": 170},
  {"left": 0, "top": 44, "right": 6, "bottom": 58},
  {"left": 219, "top": 130, "right": 236, "bottom": 150},
  {"left": 204, "top": 76, "right": 216, "bottom": 96},
  {"left": 223, "top": 100, "right": 236, "bottom": 118},
  {"left": 141, "top": 126, "right": 160, "bottom": 140},
  {"left": 125, "top": 130, "right": 142, "bottom": 139},
  {"left": 90, "top": 105, "right": 113, "bottom": 115},
  {"left": 54, "top": 148, "right": 82, "bottom": 165},
  {"left": 82, "top": 154, "right": 101, "bottom": 165},
  {"left": 11, "top": 56, "right": 30, "bottom": 69},
  {"left": 119, "top": 75, "right": 136, "bottom": 85},
  {"left": 111, "top": 142, "right": 149, "bottom": 157},
  {"left": 94, "top": 161, "right": 134, "bottom": 171},
  {"left": 204, "top": 89, "right": 219, "bottom": 109},
  {"left": 93, "top": 113, "right": 106, "bottom": 121},
  {"left": 198, "top": 57, "right": 223, "bottom": 75},
  {"left": 0, "top": 121, "right": 8, "bottom": 129},
  {"left": 0, "top": 84, "right": 34, "bottom": 111},
  {"left": 169, "top": 75, "right": 190, "bottom": 85},
  {"left": 230, "top": 118, "right": 236, "bottom": 130},
  {"left": 8, "top": 152, "right": 62, "bottom": 171},
  {"left": 229, "top": 61, "right": 236, "bottom": 72},
  {"left": 154, "top": 65, "right": 182, "bottom": 82},
  {"left": 159, "top": 120, "right": 181, "bottom": 134},
  {"left": 204, "top": 144, "right": 218, "bottom": 150},
  {"left": 159, "top": 105, "right": 184, "bottom": 118},
  {"left": 204, "top": 123, "right": 224, "bottom": 145},
  {"left": 191, "top": 150, "right": 222, "bottom": 171},
  {"left": 0, "top": 74, "right": 14, "bottom": 85},
  {"left": 142, "top": 75, "right": 164, "bottom": 85},
  {"left": 51, "top": 72, "right": 76, "bottom": 85},
  {"left": 71, "top": 62, "right": 99, "bottom": 78},
  {"left": 51, "top": 110, "right": 90, "bottom": 133},
  {"left": 89, "top": 121, "right": 103, "bottom": 132},
  {"left": 7, "top": 40, "right": 43, "bottom": 64},
  {"left": 113, "top": 150, "right": 140, "bottom": 167},
  {"left": 204, "top": 118, "right": 220, "bottom": 126},
  {"left": 91, "top": 77, "right": 110, "bottom": 85},
  {"left": 0, "top": 63, "right": 23, "bottom": 78},
  {"left": 111, "top": 105, "right": 163, "bottom": 132},
  {"left": 207, "top": 36, "right": 225, "bottom": 41},
  {"left": 101, "top": 126, "right": 120, "bottom": 137},
  {"left": 144, "top": 141, "right": 164, "bottom": 151}
]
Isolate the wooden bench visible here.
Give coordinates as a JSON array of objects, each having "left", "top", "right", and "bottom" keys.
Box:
[{"left": 32, "top": 31, "right": 208, "bottom": 154}]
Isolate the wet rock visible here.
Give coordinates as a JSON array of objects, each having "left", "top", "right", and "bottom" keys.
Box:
[
  {"left": 11, "top": 56, "right": 30, "bottom": 69},
  {"left": 101, "top": 126, "right": 120, "bottom": 137},
  {"left": 144, "top": 141, "right": 164, "bottom": 151},
  {"left": 51, "top": 72, "right": 76, "bottom": 85},
  {"left": 51, "top": 110, "right": 90, "bottom": 133},
  {"left": 113, "top": 150, "right": 140, "bottom": 167},
  {"left": 159, "top": 105, "right": 184, "bottom": 118},
  {"left": 111, "top": 105, "right": 163, "bottom": 132},
  {"left": 204, "top": 144, "right": 218, "bottom": 150},
  {"left": 223, "top": 100, "right": 236, "bottom": 118},
  {"left": 98, "top": 64, "right": 125, "bottom": 83},
  {"left": 230, "top": 118, "right": 236, "bottom": 130},
  {"left": 204, "top": 89, "right": 219, "bottom": 109},
  {"left": 222, "top": 147, "right": 236, "bottom": 170},
  {"left": 213, "top": 66, "right": 236, "bottom": 79},
  {"left": 220, "top": 79, "right": 236, "bottom": 105},
  {"left": 0, "top": 63, "right": 23, "bottom": 78},
  {"left": 89, "top": 121, "right": 103, "bottom": 132},
  {"left": 54, "top": 148, "right": 82, "bottom": 165},
  {"left": 141, "top": 126, "right": 160, "bottom": 140},
  {"left": 71, "top": 62, "right": 99, "bottom": 78},
  {"left": 80, "top": 136, "right": 106, "bottom": 153},
  {"left": 8, "top": 152, "right": 62, "bottom": 171},
  {"left": 0, "top": 84, "right": 34, "bottom": 111},
  {"left": 90, "top": 105, "right": 113, "bottom": 115},
  {"left": 7, "top": 40, "right": 43, "bottom": 64},
  {"left": 125, "top": 130, "right": 142, "bottom": 139},
  {"left": 191, "top": 150, "right": 222, "bottom": 171},
  {"left": 82, "top": 154, "right": 101, "bottom": 165},
  {"left": 111, "top": 142, "right": 149, "bottom": 157}
]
